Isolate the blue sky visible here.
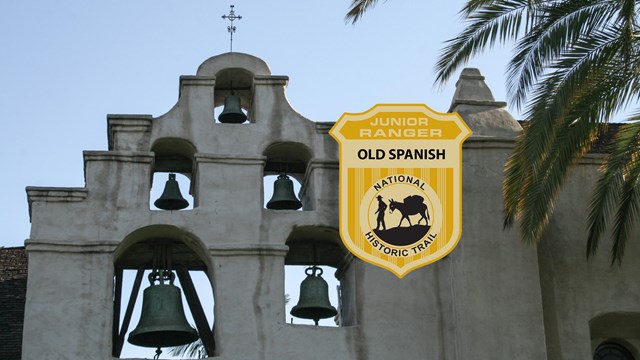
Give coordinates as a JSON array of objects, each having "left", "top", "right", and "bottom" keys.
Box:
[
  {"left": 1, "top": 1, "right": 513, "bottom": 248},
  {"left": 1, "top": 1, "right": 516, "bottom": 358}
]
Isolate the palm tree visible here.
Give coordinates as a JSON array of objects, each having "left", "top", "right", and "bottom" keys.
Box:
[{"left": 349, "top": 0, "right": 640, "bottom": 264}]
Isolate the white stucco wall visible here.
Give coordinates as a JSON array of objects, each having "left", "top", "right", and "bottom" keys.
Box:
[{"left": 22, "top": 53, "right": 640, "bottom": 360}]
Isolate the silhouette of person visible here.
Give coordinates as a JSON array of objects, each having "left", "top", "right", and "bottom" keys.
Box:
[{"left": 375, "top": 195, "right": 387, "bottom": 230}]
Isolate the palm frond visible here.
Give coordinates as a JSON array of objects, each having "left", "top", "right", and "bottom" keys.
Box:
[
  {"left": 610, "top": 144, "right": 640, "bottom": 264},
  {"left": 521, "top": 25, "right": 632, "bottom": 156},
  {"left": 506, "top": 0, "right": 615, "bottom": 110},
  {"left": 516, "top": 112, "right": 599, "bottom": 243},
  {"left": 437, "top": 0, "right": 640, "bottom": 261},
  {"left": 503, "top": 79, "right": 561, "bottom": 230},
  {"left": 503, "top": 131, "right": 529, "bottom": 228},
  {"left": 170, "top": 339, "right": 207, "bottom": 359},
  {"left": 588, "top": 120, "right": 640, "bottom": 263},
  {"left": 505, "top": 21, "right": 640, "bottom": 242},
  {"left": 453, "top": 0, "right": 544, "bottom": 17},
  {"left": 345, "top": 0, "right": 382, "bottom": 24},
  {"left": 435, "top": 0, "right": 538, "bottom": 86},
  {"left": 461, "top": 0, "right": 496, "bottom": 16},
  {"left": 586, "top": 125, "right": 625, "bottom": 257}
]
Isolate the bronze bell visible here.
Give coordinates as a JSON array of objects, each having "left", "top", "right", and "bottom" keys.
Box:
[
  {"left": 218, "top": 94, "right": 247, "bottom": 123},
  {"left": 154, "top": 173, "right": 189, "bottom": 210},
  {"left": 266, "top": 174, "right": 302, "bottom": 210},
  {"left": 290, "top": 266, "right": 337, "bottom": 325},
  {"left": 128, "top": 271, "right": 199, "bottom": 348}
]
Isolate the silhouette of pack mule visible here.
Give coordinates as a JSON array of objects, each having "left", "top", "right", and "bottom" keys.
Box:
[{"left": 389, "top": 195, "right": 430, "bottom": 227}]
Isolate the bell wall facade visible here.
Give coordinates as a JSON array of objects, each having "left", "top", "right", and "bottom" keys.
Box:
[{"left": 22, "top": 53, "right": 640, "bottom": 359}]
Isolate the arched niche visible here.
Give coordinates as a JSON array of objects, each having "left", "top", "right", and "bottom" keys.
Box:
[
  {"left": 284, "top": 226, "right": 354, "bottom": 327},
  {"left": 284, "top": 226, "right": 347, "bottom": 268},
  {"left": 197, "top": 52, "right": 271, "bottom": 78},
  {"left": 112, "top": 225, "right": 215, "bottom": 358},
  {"left": 590, "top": 312, "right": 640, "bottom": 359},
  {"left": 151, "top": 138, "right": 196, "bottom": 176},
  {"left": 263, "top": 142, "right": 311, "bottom": 210},
  {"left": 150, "top": 138, "right": 196, "bottom": 209},
  {"left": 214, "top": 68, "right": 254, "bottom": 123},
  {"left": 114, "top": 225, "right": 210, "bottom": 271},
  {"left": 263, "top": 142, "right": 311, "bottom": 181}
]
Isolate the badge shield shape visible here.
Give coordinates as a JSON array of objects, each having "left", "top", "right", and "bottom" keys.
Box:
[{"left": 330, "top": 104, "right": 472, "bottom": 278}]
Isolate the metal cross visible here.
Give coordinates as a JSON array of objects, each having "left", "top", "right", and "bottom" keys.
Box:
[{"left": 221, "top": 5, "right": 242, "bottom": 52}]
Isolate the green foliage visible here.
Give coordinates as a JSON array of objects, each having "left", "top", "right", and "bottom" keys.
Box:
[
  {"left": 588, "top": 119, "right": 640, "bottom": 264},
  {"left": 434, "top": 0, "right": 640, "bottom": 264},
  {"left": 348, "top": 0, "right": 640, "bottom": 263}
]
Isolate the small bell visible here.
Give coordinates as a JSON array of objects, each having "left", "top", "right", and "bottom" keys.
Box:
[
  {"left": 290, "top": 266, "right": 337, "bottom": 325},
  {"left": 266, "top": 174, "right": 302, "bottom": 210},
  {"left": 218, "top": 94, "right": 247, "bottom": 123},
  {"left": 154, "top": 173, "right": 189, "bottom": 210},
  {"left": 128, "top": 271, "right": 199, "bottom": 348}
]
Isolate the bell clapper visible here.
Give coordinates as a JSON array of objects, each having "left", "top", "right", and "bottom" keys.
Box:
[{"left": 154, "top": 347, "right": 162, "bottom": 359}]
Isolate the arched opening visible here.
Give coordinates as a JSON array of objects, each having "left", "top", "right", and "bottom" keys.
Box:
[
  {"left": 263, "top": 142, "right": 311, "bottom": 210},
  {"left": 112, "top": 226, "right": 215, "bottom": 359},
  {"left": 150, "top": 138, "right": 196, "bottom": 210},
  {"left": 213, "top": 68, "right": 254, "bottom": 124},
  {"left": 594, "top": 342, "right": 635, "bottom": 360},
  {"left": 284, "top": 226, "right": 354, "bottom": 327},
  {"left": 591, "top": 313, "right": 640, "bottom": 359}
]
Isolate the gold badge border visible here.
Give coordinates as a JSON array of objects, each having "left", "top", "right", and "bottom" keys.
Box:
[{"left": 330, "top": 104, "right": 472, "bottom": 278}]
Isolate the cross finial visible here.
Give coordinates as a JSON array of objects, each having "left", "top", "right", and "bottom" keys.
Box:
[{"left": 221, "top": 5, "right": 242, "bottom": 52}]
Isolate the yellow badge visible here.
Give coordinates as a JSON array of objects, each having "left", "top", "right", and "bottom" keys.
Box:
[{"left": 329, "top": 104, "right": 472, "bottom": 278}]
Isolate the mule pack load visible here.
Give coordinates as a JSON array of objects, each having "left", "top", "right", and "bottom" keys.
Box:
[
  {"left": 403, "top": 195, "right": 424, "bottom": 209},
  {"left": 389, "top": 195, "right": 430, "bottom": 227}
]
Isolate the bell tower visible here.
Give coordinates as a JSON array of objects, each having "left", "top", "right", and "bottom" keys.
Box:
[
  {"left": 23, "top": 54, "right": 555, "bottom": 359},
  {"left": 23, "top": 53, "right": 354, "bottom": 359}
]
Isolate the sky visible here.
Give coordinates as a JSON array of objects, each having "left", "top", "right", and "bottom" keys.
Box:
[
  {"left": 0, "top": 1, "right": 514, "bottom": 249},
  {"left": 0, "top": 1, "right": 514, "bottom": 358}
]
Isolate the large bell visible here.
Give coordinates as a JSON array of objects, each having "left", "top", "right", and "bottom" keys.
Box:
[
  {"left": 128, "top": 272, "right": 199, "bottom": 348},
  {"left": 218, "top": 94, "right": 247, "bottom": 123},
  {"left": 266, "top": 174, "right": 302, "bottom": 210},
  {"left": 290, "top": 267, "right": 337, "bottom": 325},
  {"left": 154, "top": 173, "right": 189, "bottom": 210}
]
